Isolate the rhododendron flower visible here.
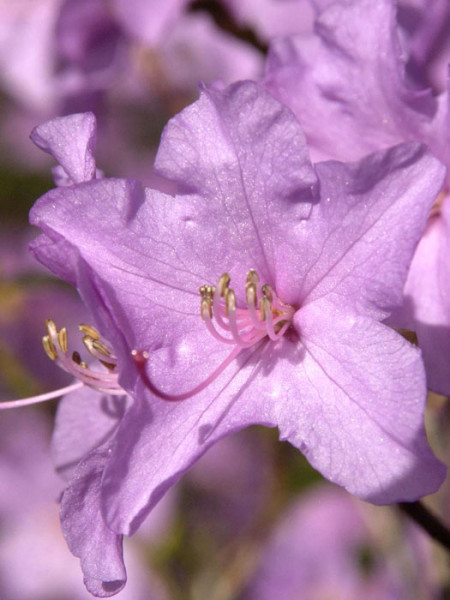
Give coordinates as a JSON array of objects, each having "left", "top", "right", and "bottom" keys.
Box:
[
  {"left": 243, "top": 484, "right": 438, "bottom": 600},
  {"left": 265, "top": 0, "right": 450, "bottom": 395},
  {"left": 27, "top": 81, "right": 446, "bottom": 595},
  {"left": 0, "top": 408, "right": 169, "bottom": 600},
  {"left": 398, "top": 0, "right": 450, "bottom": 92}
]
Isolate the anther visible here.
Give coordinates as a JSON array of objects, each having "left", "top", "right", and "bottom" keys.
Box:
[
  {"left": 72, "top": 351, "right": 82, "bottom": 365},
  {"left": 82, "top": 335, "right": 110, "bottom": 357},
  {"left": 261, "top": 284, "right": 273, "bottom": 302},
  {"left": 78, "top": 324, "right": 101, "bottom": 339},
  {"left": 246, "top": 282, "right": 257, "bottom": 306},
  {"left": 58, "top": 327, "right": 68, "bottom": 354},
  {"left": 225, "top": 288, "right": 236, "bottom": 315},
  {"left": 42, "top": 335, "right": 57, "bottom": 360},
  {"left": 217, "top": 273, "right": 230, "bottom": 296},
  {"left": 260, "top": 296, "right": 270, "bottom": 321},
  {"left": 92, "top": 338, "right": 112, "bottom": 356},
  {"left": 246, "top": 269, "right": 259, "bottom": 287},
  {"left": 46, "top": 318, "right": 57, "bottom": 337}
]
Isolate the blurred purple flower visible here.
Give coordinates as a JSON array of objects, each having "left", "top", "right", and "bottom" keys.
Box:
[
  {"left": 0, "top": 229, "right": 88, "bottom": 396},
  {"left": 0, "top": 408, "right": 168, "bottom": 600},
  {"left": 110, "top": 0, "right": 188, "bottom": 47},
  {"left": 186, "top": 428, "right": 275, "bottom": 541},
  {"left": 265, "top": 0, "right": 443, "bottom": 164},
  {"left": 243, "top": 484, "right": 438, "bottom": 600},
  {"left": 28, "top": 81, "right": 446, "bottom": 594},
  {"left": 265, "top": 0, "right": 450, "bottom": 395},
  {"left": 140, "top": 11, "right": 263, "bottom": 94},
  {"left": 223, "top": 0, "right": 315, "bottom": 41},
  {"left": 398, "top": 0, "right": 450, "bottom": 93}
]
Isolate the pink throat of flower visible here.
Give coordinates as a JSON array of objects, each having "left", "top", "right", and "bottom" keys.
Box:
[{"left": 132, "top": 270, "right": 294, "bottom": 402}]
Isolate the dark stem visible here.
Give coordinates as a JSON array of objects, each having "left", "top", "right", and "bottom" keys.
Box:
[
  {"left": 398, "top": 501, "right": 450, "bottom": 551},
  {"left": 188, "top": 0, "right": 268, "bottom": 54}
]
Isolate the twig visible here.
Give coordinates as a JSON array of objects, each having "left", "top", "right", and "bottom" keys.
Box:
[
  {"left": 399, "top": 501, "right": 450, "bottom": 551},
  {"left": 188, "top": 0, "right": 268, "bottom": 54}
]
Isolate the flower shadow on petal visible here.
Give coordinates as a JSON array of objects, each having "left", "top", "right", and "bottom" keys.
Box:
[{"left": 344, "top": 143, "right": 429, "bottom": 196}]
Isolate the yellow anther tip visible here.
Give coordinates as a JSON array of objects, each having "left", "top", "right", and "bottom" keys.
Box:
[
  {"left": 78, "top": 324, "right": 100, "bottom": 339},
  {"left": 58, "top": 327, "right": 68, "bottom": 354},
  {"left": 42, "top": 335, "right": 57, "bottom": 361}
]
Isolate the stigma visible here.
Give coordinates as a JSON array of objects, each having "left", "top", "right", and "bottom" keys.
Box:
[{"left": 133, "top": 270, "right": 294, "bottom": 402}]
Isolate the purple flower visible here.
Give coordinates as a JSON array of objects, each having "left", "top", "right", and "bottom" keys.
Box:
[
  {"left": 143, "top": 11, "right": 263, "bottom": 92},
  {"left": 0, "top": 408, "right": 168, "bottom": 600},
  {"left": 265, "top": 0, "right": 450, "bottom": 395},
  {"left": 110, "top": 0, "right": 188, "bottom": 46},
  {"left": 243, "top": 484, "right": 439, "bottom": 600},
  {"left": 0, "top": 229, "right": 89, "bottom": 397},
  {"left": 398, "top": 0, "right": 450, "bottom": 93},
  {"left": 265, "top": 0, "right": 442, "bottom": 164},
  {"left": 223, "top": 0, "right": 315, "bottom": 41},
  {"left": 29, "top": 81, "right": 446, "bottom": 594}
]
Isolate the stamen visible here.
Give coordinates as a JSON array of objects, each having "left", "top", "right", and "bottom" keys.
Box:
[
  {"left": 204, "top": 270, "right": 294, "bottom": 347},
  {"left": 135, "top": 269, "right": 295, "bottom": 402},
  {"left": 261, "top": 297, "right": 281, "bottom": 341},
  {"left": 58, "top": 327, "right": 68, "bottom": 353},
  {"left": 42, "top": 335, "right": 57, "bottom": 360},
  {"left": 1, "top": 320, "right": 126, "bottom": 411},
  {"left": 78, "top": 324, "right": 101, "bottom": 339},
  {"left": 262, "top": 284, "right": 273, "bottom": 303}
]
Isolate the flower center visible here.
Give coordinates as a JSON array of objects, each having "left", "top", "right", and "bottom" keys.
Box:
[
  {"left": 199, "top": 269, "right": 294, "bottom": 347},
  {"left": 133, "top": 269, "right": 294, "bottom": 402}
]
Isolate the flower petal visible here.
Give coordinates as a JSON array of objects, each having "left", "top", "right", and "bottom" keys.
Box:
[
  {"left": 402, "top": 195, "right": 450, "bottom": 394},
  {"left": 60, "top": 446, "right": 126, "bottom": 597},
  {"left": 99, "top": 310, "right": 445, "bottom": 538},
  {"left": 288, "top": 301, "right": 446, "bottom": 503},
  {"left": 100, "top": 352, "right": 262, "bottom": 535},
  {"left": 30, "top": 112, "right": 97, "bottom": 185},
  {"left": 52, "top": 388, "right": 130, "bottom": 480},
  {"left": 265, "top": 0, "right": 438, "bottom": 162},
  {"left": 276, "top": 143, "right": 446, "bottom": 316},
  {"left": 155, "top": 80, "right": 318, "bottom": 283}
]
